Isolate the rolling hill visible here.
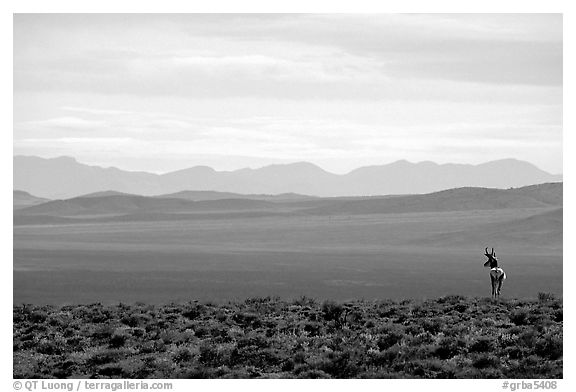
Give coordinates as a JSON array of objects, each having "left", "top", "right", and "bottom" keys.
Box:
[
  {"left": 14, "top": 156, "right": 562, "bottom": 199},
  {"left": 15, "top": 182, "right": 562, "bottom": 222},
  {"left": 77, "top": 190, "right": 138, "bottom": 198},
  {"left": 156, "top": 190, "right": 315, "bottom": 202},
  {"left": 16, "top": 194, "right": 278, "bottom": 217},
  {"left": 300, "top": 183, "right": 562, "bottom": 216},
  {"left": 417, "top": 207, "right": 562, "bottom": 250},
  {"left": 13, "top": 190, "right": 49, "bottom": 209}
]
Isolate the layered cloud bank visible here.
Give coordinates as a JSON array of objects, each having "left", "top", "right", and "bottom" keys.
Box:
[{"left": 14, "top": 14, "right": 562, "bottom": 175}]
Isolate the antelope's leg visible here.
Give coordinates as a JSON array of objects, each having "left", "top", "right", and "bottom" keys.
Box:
[
  {"left": 490, "top": 275, "right": 496, "bottom": 297},
  {"left": 497, "top": 276, "right": 504, "bottom": 295}
]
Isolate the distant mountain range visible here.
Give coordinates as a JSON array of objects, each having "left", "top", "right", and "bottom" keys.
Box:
[{"left": 14, "top": 155, "right": 562, "bottom": 199}]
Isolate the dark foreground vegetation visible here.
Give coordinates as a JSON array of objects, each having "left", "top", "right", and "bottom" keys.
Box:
[{"left": 14, "top": 295, "right": 562, "bottom": 379}]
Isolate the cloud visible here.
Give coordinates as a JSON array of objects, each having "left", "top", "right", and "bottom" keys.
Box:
[
  {"left": 12, "top": 14, "right": 563, "bottom": 174},
  {"left": 14, "top": 110, "right": 561, "bottom": 170},
  {"left": 24, "top": 117, "right": 107, "bottom": 130},
  {"left": 15, "top": 137, "right": 137, "bottom": 157},
  {"left": 61, "top": 106, "right": 134, "bottom": 115},
  {"left": 14, "top": 14, "right": 562, "bottom": 103},
  {"left": 18, "top": 137, "right": 134, "bottom": 145}
]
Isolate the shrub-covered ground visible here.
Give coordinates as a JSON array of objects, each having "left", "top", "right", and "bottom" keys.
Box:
[{"left": 13, "top": 295, "right": 562, "bottom": 379}]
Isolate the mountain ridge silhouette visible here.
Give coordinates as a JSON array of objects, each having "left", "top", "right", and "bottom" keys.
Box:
[{"left": 14, "top": 155, "right": 562, "bottom": 199}]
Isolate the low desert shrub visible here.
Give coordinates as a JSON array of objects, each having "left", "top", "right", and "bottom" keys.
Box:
[
  {"left": 538, "top": 292, "right": 555, "bottom": 302},
  {"left": 317, "top": 351, "right": 359, "bottom": 378},
  {"left": 434, "top": 337, "right": 463, "bottom": 359},
  {"left": 109, "top": 329, "right": 129, "bottom": 348},
  {"left": 376, "top": 329, "right": 403, "bottom": 351},
  {"left": 232, "top": 312, "right": 262, "bottom": 328},
  {"left": 321, "top": 301, "right": 344, "bottom": 322},
  {"left": 173, "top": 347, "right": 195, "bottom": 363},
  {"left": 182, "top": 305, "right": 205, "bottom": 320},
  {"left": 472, "top": 354, "right": 500, "bottom": 369},
  {"left": 535, "top": 332, "right": 563, "bottom": 360},
  {"left": 510, "top": 309, "right": 530, "bottom": 326},
  {"left": 469, "top": 337, "right": 495, "bottom": 353}
]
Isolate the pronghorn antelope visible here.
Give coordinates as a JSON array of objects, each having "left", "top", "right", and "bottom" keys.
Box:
[{"left": 483, "top": 247, "right": 506, "bottom": 299}]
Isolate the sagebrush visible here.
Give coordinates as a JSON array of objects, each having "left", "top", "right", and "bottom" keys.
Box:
[{"left": 13, "top": 296, "right": 562, "bottom": 378}]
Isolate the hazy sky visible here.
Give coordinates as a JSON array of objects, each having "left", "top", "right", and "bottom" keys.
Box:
[{"left": 13, "top": 14, "right": 562, "bottom": 174}]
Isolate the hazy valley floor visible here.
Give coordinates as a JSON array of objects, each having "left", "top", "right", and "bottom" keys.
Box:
[{"left": 14, "top": 207, "right": 561, "bottom": 304}]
